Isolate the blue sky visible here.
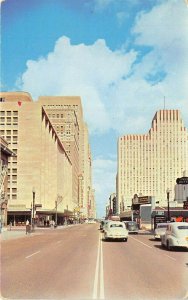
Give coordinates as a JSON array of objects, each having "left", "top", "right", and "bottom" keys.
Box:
[{"left": 1, "top": 0, "right": 188, "bottom": 217}]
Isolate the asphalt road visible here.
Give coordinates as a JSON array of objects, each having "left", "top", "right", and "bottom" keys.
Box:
[{"left": 1, "top": 224, "right": 188, "bottom": 300}]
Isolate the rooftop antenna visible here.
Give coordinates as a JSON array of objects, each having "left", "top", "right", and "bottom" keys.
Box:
[{"left": 164, "top": 96, "right": 166, "bottom": 110}]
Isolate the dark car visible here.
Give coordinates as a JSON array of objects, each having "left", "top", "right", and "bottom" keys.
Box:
[
  {"left": 125, "top": 221, "right": 139, "bottom": 234},
  {"left": 100, "top": 220, "right": 104, "bottom": 230}
]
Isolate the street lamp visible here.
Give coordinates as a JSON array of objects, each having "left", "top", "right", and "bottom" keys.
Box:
[
  {"left": 166, "top": 188, "right": 170, "bottom": 222},
  {"left": 32, "top": 187, "right": 35, "bottom": 231},
  {"left": 55, "top": 198, "right": 58, "bottom": 227}
]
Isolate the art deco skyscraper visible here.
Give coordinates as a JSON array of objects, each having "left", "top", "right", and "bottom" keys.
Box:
[{"left": 117, "top": 110, "right": 188, "bottom": 211}]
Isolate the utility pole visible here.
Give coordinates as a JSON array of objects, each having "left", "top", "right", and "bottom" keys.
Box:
[{"left": 166, "top": 188, "right": 170, "bottom": 222}]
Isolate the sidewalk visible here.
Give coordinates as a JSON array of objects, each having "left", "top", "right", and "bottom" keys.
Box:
[
  {"left": 1, "top": 224, "right": 80, "bottom": 241},
  {"left": 0, "top": 227, "right": 42, "bottom": 241}
]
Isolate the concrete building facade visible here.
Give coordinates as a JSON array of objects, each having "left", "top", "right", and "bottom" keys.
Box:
[
  {"left": 117, "top": 110, "right": 188, "bottom": 212},
  {"left": 0, "top": 136, "right": 15, "bottom": 228},
  {"left": 38, "top": 96, "right": 95, "bottom": 218},
  {"left": 0, "top": 92, "right": 95, "bottom": 223},
  {"left": 0, "top": 92, "right": 73, "bottom": 225}
]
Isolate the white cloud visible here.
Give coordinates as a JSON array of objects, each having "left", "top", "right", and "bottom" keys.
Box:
[
  {"left": 116, "top": 11, "right": 128, "bottom": 26},
  {"left": 17, "top": 1, "right": 188, "bottom": 136},
  {"left": 18, "top": 36, "right": 137, "bottom": 134},
  {"left": 94, "top": 0, "right": 114, "bottom": 11}
]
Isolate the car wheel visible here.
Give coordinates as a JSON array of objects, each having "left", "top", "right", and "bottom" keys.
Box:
[
  {"left": 167, "top": 240, "right": 172, "bottom": 251},
  {"left": 124, "top": 238, "right": 128, "bottom": 242}
]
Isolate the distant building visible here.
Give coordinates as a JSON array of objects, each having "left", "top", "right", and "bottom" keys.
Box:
[
  {"left": 117, "top": 110, "right": 188, "bottom": 212},
  {"left": 38, "top": 96, "right": 94, "bottom": 218}
]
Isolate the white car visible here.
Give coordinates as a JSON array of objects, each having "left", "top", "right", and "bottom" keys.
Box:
[
  {"left": 161, "top": 222, "right": 188, "bottom": 250},
  {"left": 103, "top": 221, "right": 129, "bottom": 242},
  {"left": 154, "top": 223, "right": 168, "bottom": 240}
]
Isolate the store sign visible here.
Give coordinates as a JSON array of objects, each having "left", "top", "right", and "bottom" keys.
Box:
[
  {"left": 154, "top": 215, "right": 167, "bottom": 223},
  {"left": 176, "top": 177, "right": 188, "bottom": 185},
  {"left": 138, "top": 196, "right": 151, "bottom": 204},
  {"left": 155, "top": 211, "right": 165, "bottom": 216},
  {"left": 183, "top": 201, "right": 188, "bottom": 209}
]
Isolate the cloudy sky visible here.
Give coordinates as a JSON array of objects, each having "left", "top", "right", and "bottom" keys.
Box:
[{"left": 1, "top": 0, "right": 188, "bottom": 217}]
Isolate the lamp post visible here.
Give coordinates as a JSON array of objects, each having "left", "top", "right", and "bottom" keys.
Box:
[
  {"left": 55, "top": 199, "right": 58, "bottom": 227},
  {"left": 30, "top": 202, "right": 32, "bottom": 225},
  {"left": 166, "top": 188, "right": 170, "bottom": 222},
  {"left": 32, "top": 187, "right": 35, "bottom": 231}
]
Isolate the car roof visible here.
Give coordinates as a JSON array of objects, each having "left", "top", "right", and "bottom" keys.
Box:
[
  {"left": 108, "top": 221, "right": 124, "bottom": 225},
  {"left": 169, "top": 222, "right": 188, "bottom": 227}
]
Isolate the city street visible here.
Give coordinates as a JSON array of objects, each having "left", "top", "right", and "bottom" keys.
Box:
[{"left": 1, "top": 223, "right": 188, "bottom": 300}]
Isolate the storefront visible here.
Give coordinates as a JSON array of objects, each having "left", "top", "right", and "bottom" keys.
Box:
[
  {"left": 7, "top": 207, "right": 75, "bottom": 226},
  {"left": 151, "top": 207, "right": 188, "bottom": 230}
]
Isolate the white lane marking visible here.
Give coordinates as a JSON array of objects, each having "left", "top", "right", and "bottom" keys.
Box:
[
  {"left": 183, "top": 290, "right": 188, "bottom": 299},
  {"left": 100, "top": 238, "right": 105, "bottom": 299},
  {"left": 165, "top": 254, "right": 176, "bottom": 261},
  {"left": 93, "top": 236, "right": 100, "bottom": 299},
  {"left": 129, "top": 236, "right": 152, "bottom": 249},
  {"left": 26, "top": 251, "right": 40, "bottom": 259}
]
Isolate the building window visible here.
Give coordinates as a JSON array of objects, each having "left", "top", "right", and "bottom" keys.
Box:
[
  {"left": 12, "top": 175, "right": 17, "bottom": 181},
  {"left": 13, "top": 117, "right": 18, "bottom": 123},
  {"left": 13, "top": 136, "right": 18, "bottom": 142}
]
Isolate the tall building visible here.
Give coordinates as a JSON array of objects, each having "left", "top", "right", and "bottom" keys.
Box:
[
  {"left": 38, "top": 96, "right": 82, "bottom": 207},
  {"left": 117, "top": 110, "right": 188, "bottom": 212},
  {"left": 37, "top": 96, "right": 94, "bottom": 216},
  {"left": 0, "top": 92, "right": 95, "bottom": 223},
  {"left": 0, "top": 92, "right": 73, "bottom": 224},
  {"left": 82, "top": 123, "right": 94, "bottom": 218}
]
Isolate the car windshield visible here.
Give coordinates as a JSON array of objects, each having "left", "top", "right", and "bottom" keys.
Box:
[
  {"left": 110, "top": 224, "right": 123, "bottom": 228},
  {"left": 177, "top": 226, "right": 188, "bottom": 230},
  {"left": 157, "top": 225, "right": 167, "bottom": 228},
  {"left": 127, "top": 222, "right": 138, "bottom": 227}
]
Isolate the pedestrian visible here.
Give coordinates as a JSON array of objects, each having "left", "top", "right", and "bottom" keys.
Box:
[
  {"left": 50, "top": 220, "right": 53, "bottom": 228},
  {"left": 26, "top": 219, "right": 30, "bottom": 234},
  {"left": 9, "top": 221, "right": 12, "bottom": 231}
]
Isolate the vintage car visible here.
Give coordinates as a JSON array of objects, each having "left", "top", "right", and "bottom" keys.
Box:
[
  {"left": 103, "top": 221, "right": 129, "bottom": 242},
  {"left": 161, "top": 222, "right": 188, "bottom": 250},
  {"left": 154, "top": 223, "right": 168, "bottom": 240},
  {"left": 125, "top": 221, "right": 139, "bottom": 234}
]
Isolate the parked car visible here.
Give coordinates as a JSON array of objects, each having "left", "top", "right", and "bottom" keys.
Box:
[
  {"left": 125, "top": 221, "right": 139, "bottom": 234},
  {"left": 154, "top": 223, "right": 168, "bottom": 240},
  {"left": 161, "top": 222, "right": 188, "bottom": 250},
  {"left": 103, "top": 221, "right": 129, "bottom": 242}
]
